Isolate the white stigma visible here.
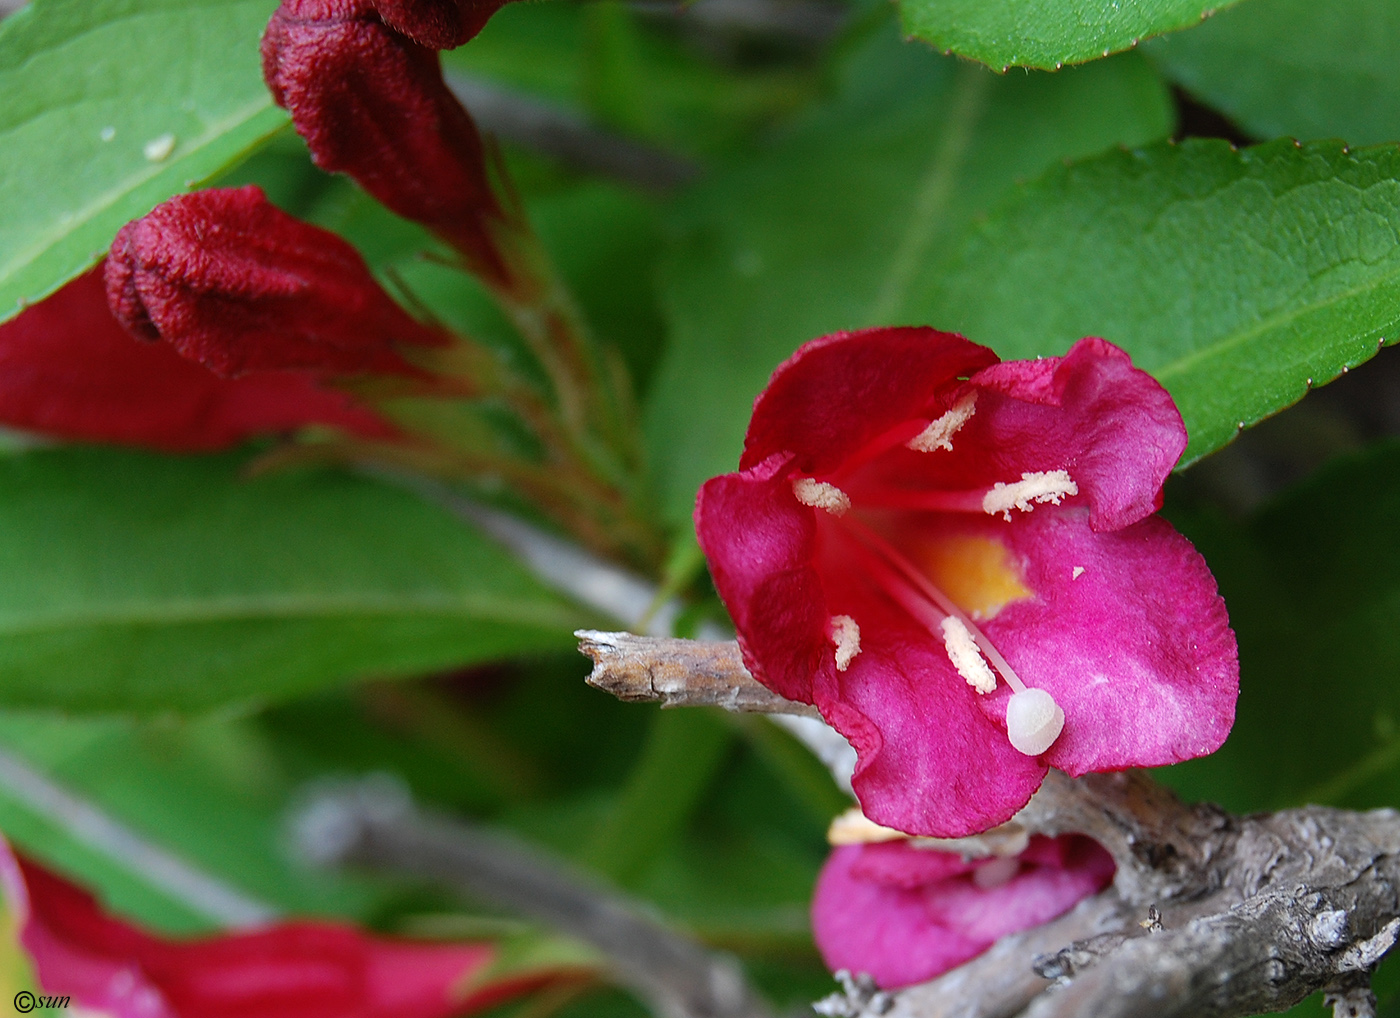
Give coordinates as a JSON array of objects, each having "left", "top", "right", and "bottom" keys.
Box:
[
  {"left": 1005, "top": 688, "right": 1065, "bottom": 756},
  {"left": 829, "top": 614, "right": 861, "bottom": 672},
  {"left": 793, "top": 478, "right": 851, "bottom": 516},
  {"left": 907, "top": 393, "right": 977, "bottom": 453},
  {"left": 941, "top": 616, "right": 997, "bottom": 694},
  {"left": 983, "top": 470, "right": 1079, "bottom": 520}
]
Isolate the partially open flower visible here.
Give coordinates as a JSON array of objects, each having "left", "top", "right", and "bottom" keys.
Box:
[
  {"left": 107, "top": 185, "right": 447, "bottom": 377},
  {"left": 0, "top": 269, "right": 392, "bottom": 451},
  {"left": 813, "top": 833, "right": 1115, "bottom": 989},
  {"left": 696, "top": 328, "right": 1238, "bottom": 837},
  {"left": 261, "top": 0, "right": 508, "bottom": 281},
  {"left": 1, "top": 846, "right": 568, "bottom": 1018}
]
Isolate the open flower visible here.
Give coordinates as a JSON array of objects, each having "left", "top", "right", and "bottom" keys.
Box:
[
  {"left": 696, "top": 328, "right": 1238, "bottom": 837},
  {"left": 812, "top": 832, "right": 1114, "bottom": 989},
  {"left": 0, "top": 845, "right": 576, "bottom": 1018}
]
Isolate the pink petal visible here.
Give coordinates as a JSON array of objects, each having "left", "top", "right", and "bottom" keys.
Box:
[
  {"left": 971, "top": 508, "right": 1238, "bottom": 774},
  {"left": 739, "top": 327, "right": 997, "bottom": 476}
]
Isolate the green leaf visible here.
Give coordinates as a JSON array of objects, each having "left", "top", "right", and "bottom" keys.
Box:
[
  {"left": 0, "top": 448, "right": 586, "bottom": 713},
  {"left": 896, "top": 0, "right": 1240, "bottom": 71},
  {"left": 1161, "top": 439, "right": 1400, "bottom": 815},
  {"left": 921, "top": 138, "right": 1400, "bottom": 465},
  {"left": 0, "top": 0, "right": 288, "bottom": 322},
  {"left": 646, "top": 29, "right": 1172, "bottom": 522},
  {"left": 1145, "top": 0, "right": 1400, "bottom": 147}
]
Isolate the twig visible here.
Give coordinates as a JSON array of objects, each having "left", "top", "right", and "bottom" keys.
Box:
[
  {"left": 446, "top": 75, "right": 701, "bottom": 193},
  {"left": 579, "top": 632, "right": 1400, "bottom": 1018},
  {"left": 292, "top": 778, "right": 772, "bottom": 1018}
]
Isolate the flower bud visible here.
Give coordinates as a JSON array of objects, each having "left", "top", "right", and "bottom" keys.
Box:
[
  {"left": 106, "top": 185, "right": 446, "bottom": 378},
  {"left": 375, "top": 0, "right": 510, "bottom": 49},
  {"left": 261, "top": 0, "right": 508, "bottom": 282}
]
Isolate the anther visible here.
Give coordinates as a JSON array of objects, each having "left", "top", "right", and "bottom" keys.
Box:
[
  {"left": 941, "top": 617, "right": 996, "bottom": 694},
  {"left": 1005, "top": 688, "right": 1065, "bottom": 756},
  {"left": 907, "top": 393, "right": 976, "bottom": 453},
  {"left": 983, "top": 470, "right": 1078, "bottom": 520},
  {"left": 794, "top": 477, "right": 851, "bottom": 516},
  {"left": 830, "top": 614, "right": 861, "bottom": 672}
]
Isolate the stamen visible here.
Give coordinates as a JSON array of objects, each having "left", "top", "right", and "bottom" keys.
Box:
[
  {"left": 830, "top": 614, "right": 861, "bottom": 672},
  {"left": 793, "top": 477, "right": 850, "bottom": 516},
  {"left": 1005, "top": 688, "right": 1065, "bottom": 756},
  {"left": 907, "top": 393, "right": 977, "bottom": 453},
  {"left": 983, "top": 470, "right": 1078, "bottom": 520},
  {"left": 940, "top": 617, "right": 996, "bottom": 694}
]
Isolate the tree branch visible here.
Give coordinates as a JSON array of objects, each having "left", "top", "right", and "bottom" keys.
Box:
[
  {"left": 579, "top": 632, "right": 1400, "bottom": 1018},
  {"left": 293, "top": 778, "right": 772, "bottom": 1018}
]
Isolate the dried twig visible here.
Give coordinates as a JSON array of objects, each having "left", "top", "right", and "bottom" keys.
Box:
[
  {"left": 580, "top": 632, "right": 1400, "bottom": 1018},
  {"left": 293, "top": 778, "right": 772, "bottom": 1018}
]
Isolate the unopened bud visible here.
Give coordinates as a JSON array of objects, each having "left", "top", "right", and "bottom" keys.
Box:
[
  {"left": 106, "top": 185, "right": 445, "bottom": 377},
  {"left": 374, "top": 0, "right": 511, "bottom": 49},
  {"left": 261, "top": 0, "right": 508, "bottom": 282}
]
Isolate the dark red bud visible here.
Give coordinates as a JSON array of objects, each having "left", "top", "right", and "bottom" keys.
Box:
[
  {"left": 261, "top": 0, "right": 508, "bottom": 281},
  {"left": 374, "top": 0, "right": 510, "bottom": 49},
  {"left": 0, "top": 270, "right": 394, "bottom": 451},
  {"left": 105, "top": 185, "right": 446, "bottom": 378}
]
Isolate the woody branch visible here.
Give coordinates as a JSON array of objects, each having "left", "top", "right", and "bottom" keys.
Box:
[{"left": 578, "top": 632, "right": 1400, "bottom": 1018}]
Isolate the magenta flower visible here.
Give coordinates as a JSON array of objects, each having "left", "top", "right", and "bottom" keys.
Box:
[
  {"left": 695, "top": 328, "right": 1238, "bottom": 837},
  {"left": 0, "top": 844, "right": 577, "bottom": 1018},
  {"left": 812, "top": 834, "right": 1115, "bottom": 989}
]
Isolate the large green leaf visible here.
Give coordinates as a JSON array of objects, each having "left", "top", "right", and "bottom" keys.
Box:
[
  {"left": 0, "top": 0, "right": 288, "bottom": 323},
  {"left": 1145, "top": 0, "right": 1400, "bottom": 147},
  {"left": 646, "top": 29, "right": 1173, "bottom": 522},
  {"left": 1162, "top": 439, "right": 1400, "bottom": 816},
  {"left": 896, "top": 0, "right": 1239, "bottom": 71},
  {"left": 0, "top": 449, "right": 586, "bottom": 712},
  {"left": 922, "top": 138, "right": 1400, "bottom": 465}
]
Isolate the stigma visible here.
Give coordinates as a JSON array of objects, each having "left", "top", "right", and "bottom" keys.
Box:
[{"left": 983, "top": 470, "right": 1078, "bottom": 520}]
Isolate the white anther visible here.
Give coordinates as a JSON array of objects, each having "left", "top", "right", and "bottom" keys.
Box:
[
  {"left": 907, "top": 393, "right": 977, "bottom": 453},
  {"left": 983, "top": 470, "right": 1079, "bottom": 520},
  {"left": 941, "top": 617, "right": 996, "bottom": 694},
  {"left": 830, "top": 615, "right": 861, "bottom": 672},
  {"left": 1072, "top": 566, "right": 1085, "bottom": 579},
  {"left": 793, "top": 478, "right": 851, "bottom": 516},
  {"left": 1005, "top": 688, "right": 1065, "bottom": 756},
  {"left": 972, "top": 855, "right": 1021, "bottom": 889},
  {"left": 827, "top": 807, "right": 906, "bottom": 845}
]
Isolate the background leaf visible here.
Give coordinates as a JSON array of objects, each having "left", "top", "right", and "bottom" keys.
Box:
[
  {"left": 645, "top": 27, "right": 1172, "bottom": 523},
  {"left": 0, "top": 448, "right": 586, "bottom": 713},
  {"left": 922, "top": 138, "right": 1400, "bottom": 464},
  {"left": 895, "top": 0, "right": 1236, "bottom": 71},
  {"left": 1146, "top": 0, "right": 1400, "bottom": 147},
  {"left": 0, "top": 0, "right": 287, "bottom": 322}
]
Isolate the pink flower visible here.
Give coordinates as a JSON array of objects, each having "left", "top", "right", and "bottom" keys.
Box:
[
  {"left": 812, "top": 835, "right": 1115, "bottom": 989},
  {"left": 695, "top": 328, "right": 1238, "bottom": 837},
  {"left": 0, "top": 846, "right": 572, "bottom": 1018},
  {"left": 0, "top": 269, "right": 392, "bottom": 451},
  {"left": 107, "top": 185, "right": 447, "bottom": 377}
]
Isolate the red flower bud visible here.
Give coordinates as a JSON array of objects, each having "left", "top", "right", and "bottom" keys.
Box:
[
  {"left": 375, "top": 0, "right": 510, "bottom": 49},
  {"left": 0, "top": 270, "right": 394, "bottom": 451},
  {"left": 261, "top": 0, "right": 508, "bottom": 282},
  {"left": 106, "top": 185, "right": 447, "bottom": 378}
]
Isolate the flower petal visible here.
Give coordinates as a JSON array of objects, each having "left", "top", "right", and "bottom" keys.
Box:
[
  {"left": 695, "top": 453, "right": 831, "bottom": 704},
  {"left": 740, "top": 327, "right": 997, "bottom": 476},
  {"left": 975, "top": 508, "right": 1238, "bottom": 774},
  {"left": 967, "top": 338, "right": 1185, "bottom": 531}
]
